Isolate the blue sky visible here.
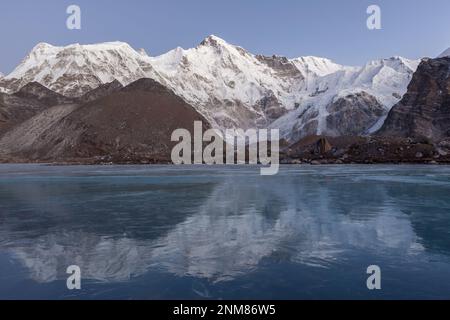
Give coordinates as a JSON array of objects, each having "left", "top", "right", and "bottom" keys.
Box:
[{"left": 1, "top": 0, "right": 450, "bottom": 73}]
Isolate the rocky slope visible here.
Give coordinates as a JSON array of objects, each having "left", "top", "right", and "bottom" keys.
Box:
[
  {"left": 13, "top": 82, "right": 75, "bottom": 106},
  {"left": 0, "top": 36, "right": 420, "bottom": 140},
  {"left": 0, "top": 79, "right": 209, "bottom": 163},
  {"left": 0, "top": 82, "right": 73, "bottom": 136},
  {"left": 282, "top": 135, "right": 450, "bottom": 165},
  {"left": 78, "top": 79, "right": 124, "bottom": 103},
  {"left": 325, "top": 92, "right": 386, "bottom": 136},
  {"left": 378, "top": 57, "right": 450, "bottom": 141}
]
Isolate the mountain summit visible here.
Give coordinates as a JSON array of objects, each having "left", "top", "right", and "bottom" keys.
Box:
[
  {"left": 199, "top": 34, "right": 230, "bottom": 47},
  {"left": 3, "top": 41, "right": 159, "bottom": 97}
]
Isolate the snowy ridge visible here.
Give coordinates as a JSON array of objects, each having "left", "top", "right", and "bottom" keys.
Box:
[
  {"left": 4, "top": 41, "right": 162, "bottom": 97},
  {"left": 1, "top": 36, "right": 420, "bottom": 140},
  {"left": 149, "top": 35, "right": 306, "bottom": 129},
  {"left": 438, "top": 47, "right": 450, "bottom": 58},
  {"left": 291, "top": 56, "right": 354, "bottom": 77}
]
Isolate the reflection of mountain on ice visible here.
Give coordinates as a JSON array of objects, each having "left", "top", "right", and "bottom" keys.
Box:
[
  {"left": 13, "top": 235, "right": 146, "bottom": 283},
  {"left": 149, "top": 177, "right": 424, "bottom": 281},
  {"left": 1, "top": 172, "right": 425, "bottom": 284}
]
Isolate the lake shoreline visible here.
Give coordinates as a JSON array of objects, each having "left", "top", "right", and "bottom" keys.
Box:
[{"left": 0, "top": 160, "right": 449, "bottom": 166}]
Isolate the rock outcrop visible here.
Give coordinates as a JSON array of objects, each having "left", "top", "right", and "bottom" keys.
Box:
[
  {"left": 0, "top": 82, "right": 73, "bottom": 136},
  {"left": 78, "top": 79, "right": 124, "bottom": 103},
  {"left": 326, "top": 92, "right": 386, "bottom": 136},
  {"left": 379, "top": 57, "right": 450, "bottom": 141}
]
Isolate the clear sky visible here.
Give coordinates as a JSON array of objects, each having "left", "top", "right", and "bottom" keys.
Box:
[{"left": 1, "top": 0, "right": 450, "bottom": 73}]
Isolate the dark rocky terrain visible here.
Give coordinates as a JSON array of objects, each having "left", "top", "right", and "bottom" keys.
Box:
[
  {"left": 379, "top": 57, "right": 450, "bottom": 141},
  {"left": 78, "top": 79, "right": 124, "bottom": 104},
  {"left": 0, "top": 79, "right": 209, "bottom": 164},
  {"left": 281, "top": 135, "right": 450, "bottom": 165},
  {"left": 325, "top": 92, "right": 386, "bottom": 136},
  {"left": 0, "top": 82, "right": 74, "bottom": 136}
]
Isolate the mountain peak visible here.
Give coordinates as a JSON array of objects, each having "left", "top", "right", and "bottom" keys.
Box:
[
  {"left": 385, "top": 56, "right": 420, "bottom": 72},
  {"left": 291, "top": 56, "right": 348, "bottom": 77},
  {"left": 438, "top": 47, "right": 450, "bottom": 58},
  {"left": 29, "top": 41, "right": 135, "bottom": 52},
  {"left": 14, "top": 81, "right": 74, "bottom": 106},
  {"left": 122, "top": 78, "right": 171, "bottom": 94},
  {"left": 32, "top": 42, "right": 55, "bottom": 50},
  {"left": 17, "top": 81, "right": 51, "bottom": 92},
  {"left": 5, "top": 40, "right": 155, "bottom": 97},
  {"left": 199, "top": 35, "right": 229, "bottom": 47},
  {"left": 66, "top": 41, "right": 135, "bottom": 51}
]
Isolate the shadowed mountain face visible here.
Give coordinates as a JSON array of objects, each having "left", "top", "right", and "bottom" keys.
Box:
[
  {"left": 14, "top": 82, "right": 75, "bottom": 106},
  {"left": 0, "top": 79, "right": 209, "bottom": 163},
  {"left": 0, "top": 82, "right": 74, "bottom": 136},
  {"left": 79, "top": 79, "right": 124, "bottom": 103},
  {"left": 379, "top": 57, "right": 450, "bottom": 141},
  {"left": 325, "top": 92, "right": 386, "bottom": 136}
]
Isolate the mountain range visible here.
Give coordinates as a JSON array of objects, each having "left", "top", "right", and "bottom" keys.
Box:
[
  {"left": 0, "top": 36, "right": 449, "bottom": 164},
  {"left": 0, "top": 36, "right": 420, "bottom": 139}
]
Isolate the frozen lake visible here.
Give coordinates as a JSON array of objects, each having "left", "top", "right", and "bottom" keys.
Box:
[{"left": 0, "top": 164, "right": 450, "bottom": 299}]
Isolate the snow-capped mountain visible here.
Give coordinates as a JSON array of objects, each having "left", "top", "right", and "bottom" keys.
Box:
[
  {"left": 0, "top": 36, "right": 420, "bottom": 140},
  {"left": 149, "top": 35, "right": 305, "bottom": 129},
  {"left": 271, "top": 56, "right": 420, "bottom": 140},
  {"left": 438, "top": 47, "right": 450, "bottom": 58},
  {"left": 149, "top": 36, "right": 418, "bottom": 138},
  {"left": 3, "top": 42, "right": 161, "bottom": 97}
]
